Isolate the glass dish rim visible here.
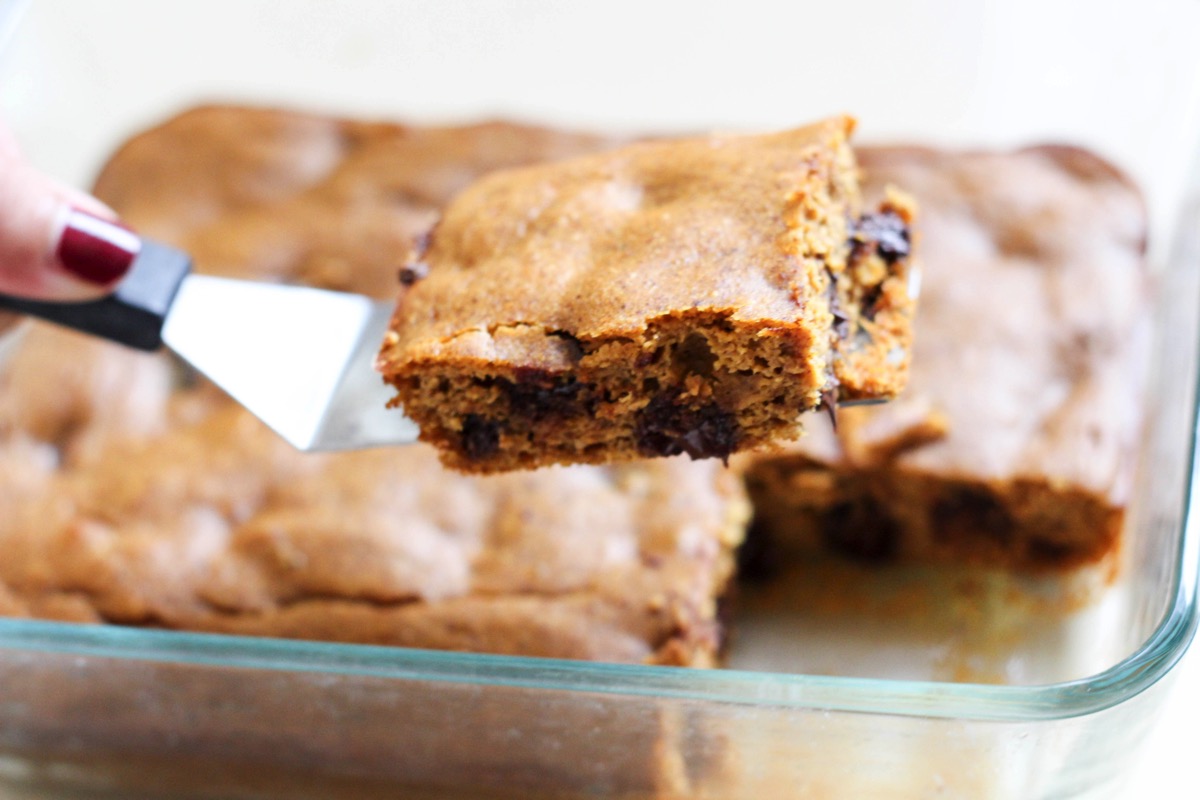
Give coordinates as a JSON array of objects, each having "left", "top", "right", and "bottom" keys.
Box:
[{"left": 0, "top": 557, "right": 1193, "bottom": 724}]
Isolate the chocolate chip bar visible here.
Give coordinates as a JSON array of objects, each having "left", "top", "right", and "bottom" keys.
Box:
[
  {"left": 376, "top": 116, "right": 917, "bottom": 473},
  {"left": 743, "top": 145, "right": 1150, "bottom": 571}
]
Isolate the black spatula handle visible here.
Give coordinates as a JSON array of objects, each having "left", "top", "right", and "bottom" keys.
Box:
[{"left": 0, "top": 240, "right": 191, "bottom": 351}]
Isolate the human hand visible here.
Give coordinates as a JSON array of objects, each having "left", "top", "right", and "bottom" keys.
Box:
[{"left": 0, "top": 119, "right": 137, "bottom": 304}]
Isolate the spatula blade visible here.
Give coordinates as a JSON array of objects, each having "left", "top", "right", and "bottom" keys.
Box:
[{"left": 162, "top": 274, "right": 418, "bottom": 451}]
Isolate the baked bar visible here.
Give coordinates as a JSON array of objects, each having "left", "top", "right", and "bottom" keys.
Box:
[
  {"left": 0, "top": 105, "right": 748, "bottom": 667},
  {"left": 376, "top": 116, "right": 917, "bottom": 474},
  {"left": 0, "top": 401, "right": 747, "bottom": 665},
  {"left": 742, "top": 145, "right": 1150, "bottom": 571}
]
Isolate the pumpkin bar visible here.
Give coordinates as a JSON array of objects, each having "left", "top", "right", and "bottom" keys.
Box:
[
  {"left": 376, "top": 116, "right": 917, "bottom": 474},
  {"left": 742, "top": 144, "right": 1150, "bottom": 572}
]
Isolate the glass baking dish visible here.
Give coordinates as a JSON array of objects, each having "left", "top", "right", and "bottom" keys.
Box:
[{"left": 2, "top": 1, "right": 1199, "bottom": 796}]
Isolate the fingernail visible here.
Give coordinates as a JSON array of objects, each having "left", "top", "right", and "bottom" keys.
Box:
[{"left": 56, "top": 208, "right": 141, "bottom": 285}]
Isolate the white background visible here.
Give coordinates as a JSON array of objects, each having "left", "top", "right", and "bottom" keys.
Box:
[{"left": 1130, "top": 646, "right": 1197, "bottom": 796}]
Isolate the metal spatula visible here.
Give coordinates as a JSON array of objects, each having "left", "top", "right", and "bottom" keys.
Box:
[{"left": 0, "top": 240, "right": 419, "bottom": 451}]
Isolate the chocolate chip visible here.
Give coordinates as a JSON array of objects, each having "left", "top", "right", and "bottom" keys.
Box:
[
  {"left": 933, "top": 486, "right": 1015, "bottom": 547},
  {"left": 501, "top": 372, "right": 589, "bottom": 421},
  {"left": 851, "top": 211, "right": 911, "bottom": 264},
  {"left": 825, "top": 267, "right": 855, "bottom": 340},
  {"left": 635, "top": 347, "right": 664, "bottom": 368},
  {"left": 1026, "top": 538, "right": 1083, "bottom": 567},
  {"left": 635, "top": 392, "right": 739, "bottom": 462},
  {"left": 820, "top": 387, "right": 839, "bottom": 432},
  {"left": 672, "top": 333, "right": 717, "bottom": 379},
  {"left": 460, "top": 414, "right": 500, "bottom": 461},
  {"left": 831, "top": 303, "right": 851, "bottom": 340},
  {"left": 820, "top": 497, "right": 900, "bottom": 562},
  {"left": 858, "top": 284, "right": 884, "bottom": 321},
  {"left": 736, "top": 518, "right": 782, "bottom": 583},
  {"left": 398, "top": 262, "right": 430, "bottom": 286}
]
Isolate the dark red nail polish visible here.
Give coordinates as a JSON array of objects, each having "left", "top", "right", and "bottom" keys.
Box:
[{"left": 56, "top": 208, "right": 141, "bottom": 285}]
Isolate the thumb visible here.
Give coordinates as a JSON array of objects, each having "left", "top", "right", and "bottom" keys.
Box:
[{"left": 0, "top": 142, "right": 139, "bottom": 302}]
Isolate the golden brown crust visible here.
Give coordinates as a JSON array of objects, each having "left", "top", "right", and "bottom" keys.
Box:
[
  {"left": 743, "top": 144, "right": 1151, "bottom": 571},
  {"left": 92, "top": 104, "right": 626, "bottom": 298},
  {"left": 377, "top": 117, "right": 916, "bottom": 473}
]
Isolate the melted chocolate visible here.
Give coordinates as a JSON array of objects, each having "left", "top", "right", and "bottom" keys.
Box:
[
  {"left": 502, "top": 371, "right": 589, "bottom": 420},
  {"left": 820, "top": 387, "right": 839, "bottom": 432},
  {"left": 635, "top": 347, "right": 664, "bottom": 368},
  {"left": 1027, "top": 537, "right": 1085, "bottom": 567},
  {"left": 736, "top": 518, "right": 782, "bottom": 583},
  {"left": 820, "top": 497, "right": 899, "bottom": 562},
  {"left": 851, "top": 211, "right": 911, "bottom": 264},
  {"left": 635, "top": 392, "right": 739, "bottom": 462},
  {"left": 933, "top": 486, "right": 1015, "bottom": 546},
  {"left": 830, "top": 299, "right": 851, "bottom": 340},
  {"left": 460, "top": 414, "right": 500, "bottom": 460},
  {"left": 398, "top": 262, "right": 430, "bottom": 286}
]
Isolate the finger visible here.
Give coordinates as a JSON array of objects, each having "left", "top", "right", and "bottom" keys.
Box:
[{"left": 0, "top": 155, "right": 138, "bottom": 302}]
